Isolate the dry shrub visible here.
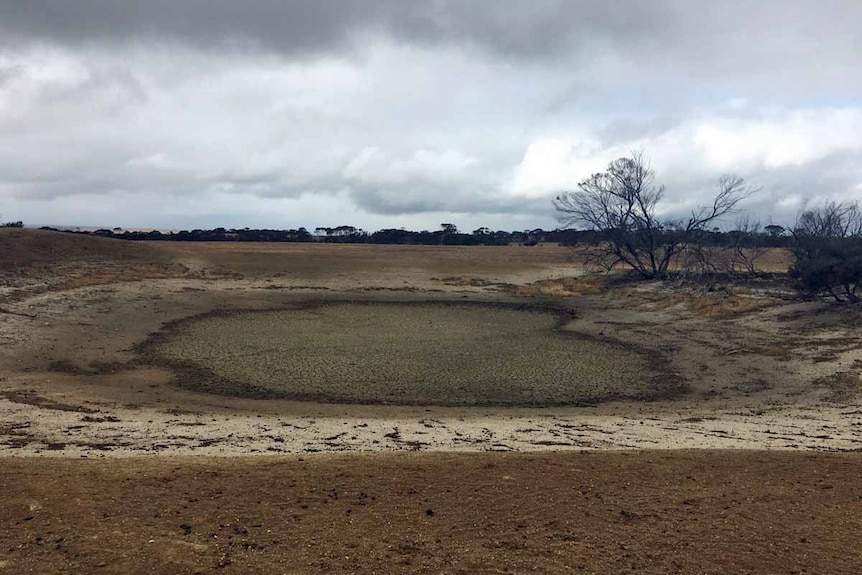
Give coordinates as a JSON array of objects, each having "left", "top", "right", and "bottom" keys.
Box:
[
  {"left": 517, "top": 274, "right": 779, "bottom": 319},
  {"left": 617, "top": 284, "right": 780, "bottom": 319},
  {"left": 516, "top": 275, "right": 608, "bottom": 298},
  {"left": 689, "top": 293, "right": 778, "bottom": 318}
]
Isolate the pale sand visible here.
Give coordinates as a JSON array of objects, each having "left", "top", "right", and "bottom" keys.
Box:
[{"left": 2, "top": 251, "right": 861, "bottom": 457}]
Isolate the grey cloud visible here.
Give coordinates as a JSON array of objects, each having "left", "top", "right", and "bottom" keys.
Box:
[
  {"left": 5, "top": 1, "right": 860, "bottom": 71},
  {"left": 646, "top": 150, "right": 862, "bottom": 229},
  {"left": 0, "top": 1, "right": 684, "bottom": 60},
  {"left": 593, "top": 116, "right": 684, "bottom": 148},
  {"left": 747, "top": 151, "right": 862, "bottom": 208},
  {"left": 348, "top": 183, "right": 551, "bottom": 219},
  {"left": 5, "top": 2, "right": 861, "bottom": 117},
  {"left": 2, "top": 1, "right": 862, "bottom": 230},
  {"left": 0, "top": 1, "right": 369, "bottom": 55},
  {"left": 0, "top": 63, "right": 24, "bottom": 87}
]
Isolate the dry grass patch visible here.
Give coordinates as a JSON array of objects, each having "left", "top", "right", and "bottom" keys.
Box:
[
  {"left": 516, "top": 275, "right": 784, "bottom": 320},
  {"left": 689, "top": 292, "right": 781, "bottom": 318},
  {"left": 514, "top": 275, "right": 608, "bottom": 297},
  {"left": 617, "top": 283, "right": 783, "bottom": 319}
]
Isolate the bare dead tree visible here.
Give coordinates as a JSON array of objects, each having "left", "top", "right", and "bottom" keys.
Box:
[
  {"left": 793, "top": 201, "right": 862, "bottom": 244},
  {"left": 553, "top": 153, "right": 755, "bottom": 279},
  {"left": 725, "top": 216, "right": 770, "bottom": 276}
]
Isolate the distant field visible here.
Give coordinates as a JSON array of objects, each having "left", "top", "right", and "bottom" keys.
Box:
[
  {"left": 0, "top": 228, "right": 791, "bottom": 282},
  {"left": 146, "top": 301, "right": 677, "bottom": 406},
  {"left": 157, "top": 240, "right": 792, "bottom": 276},
  {"left": 156, "top": 241, "right": 582, "bottom": 278}
]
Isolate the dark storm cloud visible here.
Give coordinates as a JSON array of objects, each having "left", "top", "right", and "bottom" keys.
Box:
[
  {"left": 0, "top": 1, "right": 367, "bottom": 54},
  {"left": 6, "top": 1, "right": 860, "bottom": 76},
  {"left": 0, "top": 0, "right": 671, "bottom": 59}
]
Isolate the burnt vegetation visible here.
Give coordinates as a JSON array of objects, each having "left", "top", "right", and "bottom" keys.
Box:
[
  {"left": 553, "top": 152, "right": 758, "bottom": 279},
  {"left": 789, "top": 201, "right": 862, "bottom": 303},
  {"left": 551, "top": 152, "right": 861, "bottom": 303}
]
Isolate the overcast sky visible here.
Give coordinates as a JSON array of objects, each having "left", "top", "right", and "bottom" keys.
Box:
[{"left": 1, "top": 1, "right": 860, "bottom": 232}]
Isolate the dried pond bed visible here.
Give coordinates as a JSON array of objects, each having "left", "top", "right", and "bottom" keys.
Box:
[{"left": 143, "top": 301, "right": 684, "bottom": 406}]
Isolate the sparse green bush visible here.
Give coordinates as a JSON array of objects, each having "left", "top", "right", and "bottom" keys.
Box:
[
  {"left": 790, "top": 237, "right": 862, "bottom": 303},
  {"left": 790, "top": 201, "right": 862, "bottom": 303}
]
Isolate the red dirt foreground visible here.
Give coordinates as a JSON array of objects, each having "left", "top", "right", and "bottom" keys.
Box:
[{"left": 1, "top": 451, "right": 860, "bottom": 574}]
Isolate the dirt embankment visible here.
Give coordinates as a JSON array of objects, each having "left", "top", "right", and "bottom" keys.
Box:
[
  {"left": 0, "top": 229, "right": 172, "bottom": 271},
  {"left": 0, "top": 229, "right": 187, "bottom": 303}
]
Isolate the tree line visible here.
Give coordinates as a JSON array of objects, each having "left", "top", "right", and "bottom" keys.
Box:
[{"left": 44, "top": 221, "right": 792, "bottom": 250}]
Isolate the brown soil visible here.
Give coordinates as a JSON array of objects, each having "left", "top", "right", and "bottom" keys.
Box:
[{"left": 2, "top": 451, "right": 859, "bottom": 575}]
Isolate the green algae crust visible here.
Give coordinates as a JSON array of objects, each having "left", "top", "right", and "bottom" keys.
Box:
[{"left": 146, "top": 302, "right": 684, "bottom": 406}]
